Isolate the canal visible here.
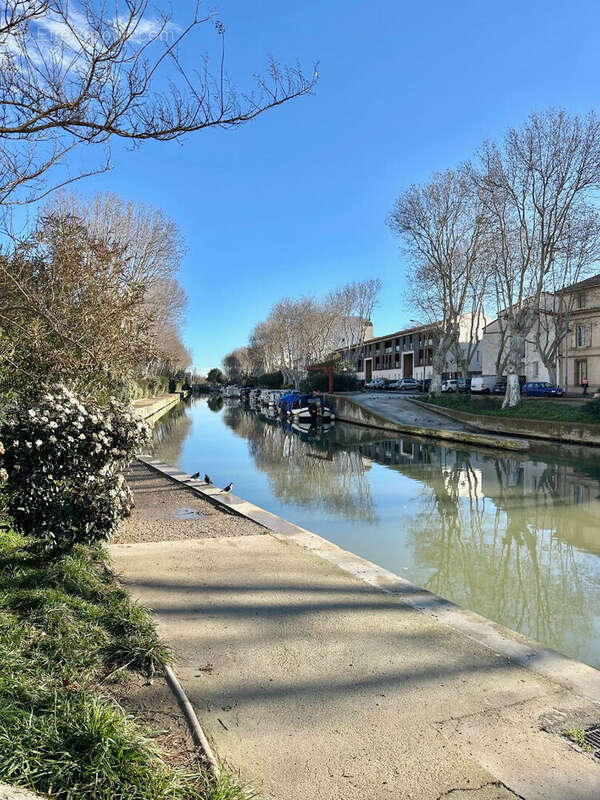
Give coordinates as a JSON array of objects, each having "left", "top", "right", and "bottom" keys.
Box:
[{"left": 152, "top": 395, "right": 600, "bottom": 670}]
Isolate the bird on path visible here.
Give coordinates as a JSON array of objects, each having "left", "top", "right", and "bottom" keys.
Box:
[
  {"left": 189, "top": 471, "right": 200, "bottom": 479},
  {"left": 204, "top": 474, "right": 211, "bottom": 484},
  {"left": 220, "top": 482, "right": 233, "bottom": 493}
]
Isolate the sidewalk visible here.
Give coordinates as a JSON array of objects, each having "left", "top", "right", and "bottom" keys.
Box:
[{"left": 110, "top": 465, "right": 600, "bottom": 800}]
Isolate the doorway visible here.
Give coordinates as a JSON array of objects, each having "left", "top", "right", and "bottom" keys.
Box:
[
  {"left": 403, "top": 352, "right": 413, "bottom": 378},
  {"left": 365, "top": 358, "right": 373, "bottom": 382}
]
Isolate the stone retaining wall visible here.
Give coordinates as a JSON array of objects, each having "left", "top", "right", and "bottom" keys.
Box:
[
  {"left": 324, "top": 394, "right": 529, "bottom": 451},
  {"left": 132, "top": 393, "right": 182, "bottom": 424},
  {"left": 410, "top": 399, "right": 600, "bottom": 446}
]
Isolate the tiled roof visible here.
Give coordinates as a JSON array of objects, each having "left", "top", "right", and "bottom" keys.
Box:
[{"left": 560, "top": 273, "right": 600, "bottom": 293}]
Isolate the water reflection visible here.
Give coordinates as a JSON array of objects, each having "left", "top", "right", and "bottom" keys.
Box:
[
  {"left": 207, "top": 394, "right": 224, "bottom": 412},
  {"left": 152, "top": 398, "right": 600, "bottom": 668},
  {"left": 221, "top": 404, "right": 377, "bottom": 522}
]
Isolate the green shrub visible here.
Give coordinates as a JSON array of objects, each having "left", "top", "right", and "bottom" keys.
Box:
[
  {"left": 583, "top": 397, "right": 600, "bottom": 418},
  {"left": 257, "top": 371, "right": 284, "bottom": 389},
  {"left": 0, "top": 387, "right": 151, "bottom": 552},
  {"left": 301, "top": 370, "right": 359, "bottom": 393}
]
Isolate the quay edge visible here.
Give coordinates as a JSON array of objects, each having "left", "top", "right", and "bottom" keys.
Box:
[{"left": 324, "top": 393, "right": 530, "bottom": 451}]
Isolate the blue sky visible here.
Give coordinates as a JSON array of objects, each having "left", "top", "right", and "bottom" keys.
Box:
[{"left": 85, "top": 0, "right": 600, "bottom": 374}]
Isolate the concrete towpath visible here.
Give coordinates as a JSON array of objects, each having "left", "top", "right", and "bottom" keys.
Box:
[
  {"left": 111, "top": 463, "right": 600, "bottom": 800},
  {"left": 353, "top": 391, "right": 469, "bottom": 431}
]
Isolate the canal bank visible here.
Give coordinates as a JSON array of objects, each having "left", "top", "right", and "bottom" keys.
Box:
[
  {"left": 111, "top": 459, "right": 600, "bottom": 800},
  {"left": 409, "top": 398, "right": 600, "bottom": 447},
  {"left": 324, "top": 393, "right": 530, "bottom": 451},
  {"left": 133, "top": 392, "right": 187, "bottom": 424}
]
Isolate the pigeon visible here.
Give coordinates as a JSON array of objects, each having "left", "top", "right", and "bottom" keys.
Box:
[
  {"left": 189, "top": 471, "right": 200, "bottom": 479},
  {"left": 204, "top": 474, "right": 211, "bottom": 484},
  {"left": 220, "top": 482, "right": 233, "bottom": 493}
]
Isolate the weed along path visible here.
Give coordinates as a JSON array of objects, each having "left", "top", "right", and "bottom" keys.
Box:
[{"left": 111, "top": 462, "right": 600, "bottom": 800}]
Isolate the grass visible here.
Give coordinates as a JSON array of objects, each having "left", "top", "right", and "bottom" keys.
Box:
[
  {"left": 562, "top": 728, "right": 593, "bottom": 752},
  {"left": 0, "top": 523, "right": 250, "bottom": 800},
  {"left": 420, "top": 394, "right": 600, "bottom": 424}
]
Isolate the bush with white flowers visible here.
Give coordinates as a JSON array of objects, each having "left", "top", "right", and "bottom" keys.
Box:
[{"left": 0, "top": 386, "right": 151, "bottom": 550}]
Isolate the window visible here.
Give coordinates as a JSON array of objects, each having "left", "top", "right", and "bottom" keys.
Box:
[
  {"left": 577, "top": 293, "right": 586, "bottom": 309},
  {"left": 532, "top": 361, "right": 539, "bottom": 378},
  {"left": 576, "top": 324, "right": 587, "bottom": 348},
  {"left": 576, "top": 359, "right": 588, "bottom": 383}
]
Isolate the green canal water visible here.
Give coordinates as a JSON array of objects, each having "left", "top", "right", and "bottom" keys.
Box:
[{"left": 152, "top": 396, "right": 600, "bottom": 670}]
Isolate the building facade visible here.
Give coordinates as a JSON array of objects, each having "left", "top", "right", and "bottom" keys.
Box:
[
  {"left": 339, "top": 313, "right": 489, "bottom": 382},
  {"left": 558, "top": 275, "right": 600, "bottom": 392},
  {"left": 480, "top": 275, "right": 600, "bottom": 391},
  {"left": 481, "top": 317, "right": 553, "bottom": 383}
]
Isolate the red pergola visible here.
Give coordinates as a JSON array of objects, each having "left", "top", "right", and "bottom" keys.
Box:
[{"left": 308, "top": 363, "right": 334, "bottom": 393}]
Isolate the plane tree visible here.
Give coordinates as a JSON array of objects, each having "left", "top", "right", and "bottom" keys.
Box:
[
  {"left": 0, "top": 0, "right": 317, "bottom": 205},
  {"left": 387, "top": 168, "right": 488, "bottom": 394},
  {"left": 473, "top": 109, "right": 600, "bottom": 406}
]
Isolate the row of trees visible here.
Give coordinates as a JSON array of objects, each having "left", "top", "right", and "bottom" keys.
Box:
[
  {"left": 0, "top": 191, "right": 192, "bottom": 398},
  {"left": 388, "top": 108, "right": 600, "bottom": 405},
  {"left": 221, "top": 279, "right": 381, "bottom": 387}
]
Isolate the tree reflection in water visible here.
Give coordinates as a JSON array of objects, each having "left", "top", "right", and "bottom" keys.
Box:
[
  {"left": 207, "top": 394, "right": 224, "bottom": 412},
  {"left": 221, "top": 404, "right": 377, "bottom": 523},
  {"left": 392, "top": 444, "right": 599, "bottom": 664},
  {"left": 150, "top": 401, "right": 193, "bottom": 467}
]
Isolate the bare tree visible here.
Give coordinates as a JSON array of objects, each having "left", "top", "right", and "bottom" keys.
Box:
[
  {"left": 0, "top": 0, "right": 317, "bottom": 204},
  {"left": 223, "top": 347, "right": 254, "bottom": 383},
  {"left": 388, "top": 168, "right": 487, "bottom": 394},
  {"left": 330, "top": 278, "right": 381, "bottom": 367},
  {"left": 474, "top": 109, "right": 600, "bottom": 407}
]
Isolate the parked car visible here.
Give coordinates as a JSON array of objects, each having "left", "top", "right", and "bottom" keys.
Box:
[
  {"left": 441, "top": 379, "right": 458, "bottom": 393},
  {"left": 417, "top": 378, "right": 432, "bottom": 393},
  {"left": 521, "top": 381, "right": 565, "bottom": 397},
  {"left": 470, "top": 375, "right": 496, "bottom": 393},
  {"left": 396, "top": 378, "right": 419, "bottom": 392},
  {"left": 493, "top": 380, "right": 507, "bottom": 395},
  {"left": 365, "top": 379, "right": 385, "bottom": 390},
  {"left": 457, "top": 377, "right": 471, "bottom": 393}
]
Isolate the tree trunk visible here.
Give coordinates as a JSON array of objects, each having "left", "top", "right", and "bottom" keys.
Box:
[
  {"left": 429, "top": 332, "right": 454, "bottom": 395},
  {"left": 502, "top": 330, "right": 526, "bottom": 408}
]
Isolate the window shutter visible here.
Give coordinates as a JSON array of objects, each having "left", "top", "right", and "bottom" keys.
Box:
[{"left": 588, "top": 324, "right": 593, "bottom": 348}]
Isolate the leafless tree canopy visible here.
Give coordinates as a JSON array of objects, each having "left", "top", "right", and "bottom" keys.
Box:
[
  {"left": 0, "top": 0, "right": 317, "bottom": 203},
  {"left": 242, "top": 280, "right": 381, "bottom": 387},
  {"left": 474, "top": 109, "right": 600, "bottom": 405},
  {"left": 388, "top": 168, "right": 489, "bottom": 393}
]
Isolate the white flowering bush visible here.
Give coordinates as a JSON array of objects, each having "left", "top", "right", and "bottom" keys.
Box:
[{"left": 0, "top": 386, "right": 151, "bottom": 550}]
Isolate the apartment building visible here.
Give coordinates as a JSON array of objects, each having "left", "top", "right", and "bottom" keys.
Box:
[
  {"left": 480, "top": 275, "right": 600, "bottom": 391},
  {"left": 481, "top": 316, "right": 552, "bottom": 383},
  {"left": 558, "top": 274, "right": 600, "bottom": 391},
  {"left": 339, "top": 313, "right": 489, "bottom": 382}
]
